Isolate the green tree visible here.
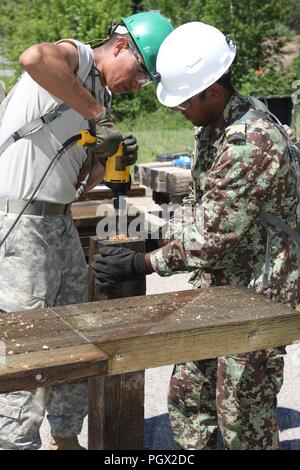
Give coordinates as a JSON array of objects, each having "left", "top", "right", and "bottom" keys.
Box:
[
  {"left": 0, "top": 0, "right": 131, "bottom": 67},
  {"left": 0, "top": 0, "right": 296, "bottom": 120},
  {"left": 285, "top": 0, "right": 300, "bottom": 34},
  {"left": 144, "top": 0, "right": 291, "bottom": 85},
  {"left": 240, "top": 56, "right": 300, "bottom": 97}
]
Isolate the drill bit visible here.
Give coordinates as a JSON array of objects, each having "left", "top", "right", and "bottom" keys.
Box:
[{"left": 114, "top": 193, "right": 127, "bottom": 237}]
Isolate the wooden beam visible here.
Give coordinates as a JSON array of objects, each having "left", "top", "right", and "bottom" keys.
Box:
[
  {"left": 0, "top": 344, "right": 108, "bottom": 393},
  {"left": 166, "top": 169, "right": 192, "bottom": 198},
  {"left": 73, "top": 201, "right": 144, "bottom": 262},
  {"left": 134, "top": 162, "right": 192, "bottom": 202},
  {"left": 97, "top": 313, "right": 300, "bottom": 375},
  {"left": 1, "top": 288, "right": 300, "bottom": 387},
  {"left": 1, "top": 286, "right": 299, "bottom": 450},
  {"left": 88, "top": 288, "right": 300, "bottom": 375},
  {"left": 77, "top": 184, "right": 146, "bottom": 202}
]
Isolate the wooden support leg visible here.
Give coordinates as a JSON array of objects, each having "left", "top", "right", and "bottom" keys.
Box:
[
  {"left": 88, "top": 371, "right": 144, "bottom": 450},
  {"left": 88, "top": 237, "right": 146, "bottom": 449}
]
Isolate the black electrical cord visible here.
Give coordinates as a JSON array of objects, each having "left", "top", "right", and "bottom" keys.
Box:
[{"left": 0, "top": 133, "right": 81, "bottom": 248}]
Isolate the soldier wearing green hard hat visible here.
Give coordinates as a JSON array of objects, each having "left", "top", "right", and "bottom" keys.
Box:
[
  {"left": 122, "top": 11, "right": 173, "bottom": 82},
  {"left": 90, "top": 11, "right": 174, "bottom": 89},
  {"left": 0, "top": 11, "right": 173, "bottom": 451}
]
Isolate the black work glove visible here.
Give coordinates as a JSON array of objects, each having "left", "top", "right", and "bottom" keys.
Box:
[
  {"left": 93, "top": 246, "right": 146, "bottom": 287},
  {"left": 92, "top": 108, "right": 123, "bottom": 161},
  {"left": 122, "top": 134, "right": 138, "bottom": 166}
]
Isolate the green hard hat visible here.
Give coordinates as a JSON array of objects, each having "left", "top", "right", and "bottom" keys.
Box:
[{"left": 122, "top": 11, "right": 174, "bottom": 82}]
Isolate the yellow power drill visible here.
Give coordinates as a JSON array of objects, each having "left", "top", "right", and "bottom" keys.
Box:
[
  {"left": 77, "top": 131, "right": 130, "bottom": 235},
  {"left": 103, "top": 143, "right": 131, "bottom": 236}
]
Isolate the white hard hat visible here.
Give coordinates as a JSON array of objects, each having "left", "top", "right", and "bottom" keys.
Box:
[{"left": 156, "top": 22, "right": 236, "bottom": 108}]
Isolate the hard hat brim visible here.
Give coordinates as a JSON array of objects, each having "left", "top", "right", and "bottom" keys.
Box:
[{"left": 156, "top": 82, "right": 190, "bottom": 108}]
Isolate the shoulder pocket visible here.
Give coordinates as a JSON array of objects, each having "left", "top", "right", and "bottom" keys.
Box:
[{"left": 225, "top": 123, "right": 247, "bottom": 145}]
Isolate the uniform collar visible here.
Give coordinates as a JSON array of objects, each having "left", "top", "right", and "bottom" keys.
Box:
[{"left": 210, "top": 90, "right": 250, "bottom": 148}]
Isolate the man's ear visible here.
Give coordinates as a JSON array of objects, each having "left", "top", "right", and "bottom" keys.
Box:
[
  {"left": 113, "top": 36, "right": 129, "bottom": 57},
  {"left": 207, "top": 83, "right": 222, "bottom": 103}
]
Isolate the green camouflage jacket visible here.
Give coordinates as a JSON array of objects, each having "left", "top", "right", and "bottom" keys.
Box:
[{"left": 150, "top": 91, "right": 300, "bottom": 308}]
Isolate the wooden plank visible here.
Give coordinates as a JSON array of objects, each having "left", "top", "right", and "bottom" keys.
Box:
[
  {"left": 0, "top": 344, "right": 108, "bottom": 393},
  {"left": 97, "top": 312, "right": 300, "bottom": 375},
  {"left": 88, "top": 371, "right": 144, "bottom": 450},
  {"left": 65, "top": 287, "right": 300, "bottom": 374},
  {"left": 1, "top": 286, "right": 299, "bottom": 450},
  {"left": 72, "top": 200, "right": 140, "bottom": 228},
  {"left": 134, "top": 163, "right": 191, "bottom": 196},
  {"left": 150, "top": 168, "right": 168, "bottom": 193},
  {"left": 0, "top": 304, "right": 92, "bottom": 354},
  {"left": 134, "top": 162, "right": 192, "bottom": 203},
  {"left": 1, "top": 289, "right": 181, "bottom": 354},
  {"left": 79, "top": 184, "right": 146, "bottom": 202},
  {"left": 0, "top": 290, "right": 195, "bottom": 330},
  {"left": 1, "top": 288, "right": 300, "bottom": 380},
  {"left": 2, "top": 287, "right": 298, "bottom": 354},
  {"left": 72, "top": 200, "right": 113, "bottom": 228},
  {"left": 134, "top": 162, "right": 172, "bottom": 189},
  {"left": 134, "top": 162, "right": 172, "bottom": 186},
  {"left": 117, "top": 371, "right": 144, "bottom": 449},
  {"left": 166, "top": 169, "right": 192, "bottom": 198}
]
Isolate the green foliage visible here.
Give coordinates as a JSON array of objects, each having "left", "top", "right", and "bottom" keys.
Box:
[
  {"left": 0, "top": 0, "right": 298, "bottom": 122},
  {"left": 116, "top": 0, "right": 294, "bottom": 120},
  {"left": 240, "top": 56, "right": 300, "bottom": 97},
  {"left": 143, "top": 0, "right": 206, "bottom": 26},
  {"left": 118, "top": 103, "right": 191, "bottom": 130},
  {"left": 119, "top": 109, "right": 194, "bottom": 164},
  {"left": 0, "top": 0, "right": 131, "bottom": 67},
  {"left": 112, "top": 84, "right": 159, "bottom": 122},
  {"left": 285, "top": 0, "right": 300, "bottom": 34},
  {"left": 144, "top": 0, "right": 291, "bottom": 85}
]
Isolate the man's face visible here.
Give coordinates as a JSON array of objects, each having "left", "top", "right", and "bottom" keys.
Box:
[
  {"left": 174, "top": 87, "right": 219, "bottom": 127},
  {"left": 105, "top": 37, "right": 150, "bottom": 94}
]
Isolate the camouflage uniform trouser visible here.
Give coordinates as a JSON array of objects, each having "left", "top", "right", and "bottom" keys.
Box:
[
  {"left": 168, "top": 348, "right": 284, "bottom": 450},
  {"left": 0, "top": 210, "right": 88, "bottom": 450}
]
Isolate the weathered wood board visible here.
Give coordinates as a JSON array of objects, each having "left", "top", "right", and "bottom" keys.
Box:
[
  {"left": 1, "top": 287, "right": 300, "bottom": 392},
  {"left": 134, "top": 162, "right": 192, "bottom": 203},
  {"left": 0, "top": 344, "right": 108, "bottom": 392},
  {"left": 78, "top": 184, "right": 146, "bottom": 202}
]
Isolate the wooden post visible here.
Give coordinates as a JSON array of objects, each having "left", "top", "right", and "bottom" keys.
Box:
[
  {"left": 88, "top": 236, "right": 146, "bottom": 450},
  {"left": 88, "top": 372, "right": 144, "bottom": 450}
]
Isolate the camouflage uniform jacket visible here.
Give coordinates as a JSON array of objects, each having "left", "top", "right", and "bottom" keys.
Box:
[{"left": 150, "top": 91, "right": 300, "bottom": 308}]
